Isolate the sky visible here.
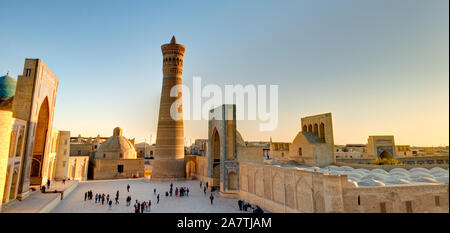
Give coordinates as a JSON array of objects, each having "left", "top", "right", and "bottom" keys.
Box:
[{"left": 0, "top": 0, "right": 448, "bottom": 146}]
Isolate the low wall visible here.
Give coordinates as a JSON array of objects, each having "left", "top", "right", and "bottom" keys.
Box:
[
  {"left": 343, "top": 184, "right": 449, "bottom": 213},
  {"left": 238, "top": 162, "right": 449, "bottom": 213}
]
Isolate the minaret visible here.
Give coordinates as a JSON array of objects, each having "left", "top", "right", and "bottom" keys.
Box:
[{"left": 151, "top": 36, "right": 186, "bottom": 181}]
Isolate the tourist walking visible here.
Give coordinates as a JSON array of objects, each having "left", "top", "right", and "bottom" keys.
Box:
[
  {"left": 47, "top": 179, "right": 51, "bottom": 189},
  {"left": 148, "top": 200, "right": 151, "bottom": 212},
  {"left": 84, "top": 192, "right": 87, "bottom": 201},
  {"left": 106, "top": 194, "right": 110, "bottom": 203},
  {"left": 238, "top": 200, "right": 243, "bottom": 210},
  {"left": 186, "top": 188, "right": 189, "bottom": 197},
  {"left": 115, "top": 196, "right": 119, "bottom": 204},
  {"left": 154, "top": 188, "right": 156, "bottom": 195},
  {"left": 210, "top": 193, "right": 214, "bottom": 205},
  {"left": 204, "top": 186, "right": 207, "bottom": 195},
  {"left": 157, "top": 194, "right": 160, "bottom": 204},
  {"left": 108, "top": 200, "right": 112, "bottom": 210},
  {"left": 200, "top": 181, "right": 202, "bottom": 188},
  {"left": 62, "top": 178, "right": 66, "bottom": 185},
  {"left": 127, "top": 184, "right": 130, "bottom": 192},
  {"left": 101, "top": 194, "right": 105, "bottom": 205}
]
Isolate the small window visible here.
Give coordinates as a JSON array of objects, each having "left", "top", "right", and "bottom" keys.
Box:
[
  {"left": 357, "top": 195, "right": 360, "bottom": 206},
  {"left": 26, "top": 69, "right": 31, "bottom": 77},
  {"left": 405, "top": 201, "right": 412, "bottom": 213},
  {"left": 78, "top": 150, "right": 81, "bottom": 155},
  {"left": 380, "top": 202, "right": 386, "bottom": 213},
  {"left": 435, "top": 196, "right": 440, "bottom": 207},
  {"left": 103, "top": 154, "right": 106, "bottom": 158},
  {"left": 298, "top": 147, "right": 302, "bottom": 156},
  {"left": 118, "top": 165, "right": 124, "bottom": 173}
]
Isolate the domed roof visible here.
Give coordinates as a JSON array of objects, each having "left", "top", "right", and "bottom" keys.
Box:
[
  {"left": 96, "top": 127, "right": 136, "bottom": 159},
  {"left": 0, "top": 74, "right": 17, "bottom": 98}
]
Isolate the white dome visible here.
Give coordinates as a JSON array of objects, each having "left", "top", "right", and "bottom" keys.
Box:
[{"left": 358, "top": 179, "right": 385, "bottom": 187}]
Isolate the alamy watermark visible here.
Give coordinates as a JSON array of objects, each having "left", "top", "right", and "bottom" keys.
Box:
[{"left": 169, "top": 76, "right": 279, "bottom": 131}]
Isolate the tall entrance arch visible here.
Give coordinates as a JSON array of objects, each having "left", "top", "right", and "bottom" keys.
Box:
[
  {"left": 30, "top": 98, "right": 49, "bottom": 185},
  {"left": 211, "top": 128, "right": 221, "bottom": 179}
]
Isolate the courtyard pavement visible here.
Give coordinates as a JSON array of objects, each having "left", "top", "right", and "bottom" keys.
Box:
[{"left": 52, "top": 179, "right": 244, "bottom": 213}]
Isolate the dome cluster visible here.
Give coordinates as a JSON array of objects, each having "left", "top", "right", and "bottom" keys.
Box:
[{"left": 324, "top": 165, "right": 449, "bottom": 187}]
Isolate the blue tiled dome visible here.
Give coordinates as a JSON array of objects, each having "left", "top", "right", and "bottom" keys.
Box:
[{"left": 0, "top": 74, "right": 17, "bottom": 98}]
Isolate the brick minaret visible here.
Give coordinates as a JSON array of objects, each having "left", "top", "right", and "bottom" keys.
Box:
[{"left": 152, "top": 36, "right": 186, "bottom": 181}]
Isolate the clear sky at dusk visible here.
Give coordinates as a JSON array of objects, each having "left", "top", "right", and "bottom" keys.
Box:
[{"left": 1, "top": 0, "right": 448, "bottom": 146}]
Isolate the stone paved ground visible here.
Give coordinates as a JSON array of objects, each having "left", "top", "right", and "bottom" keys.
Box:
[{"left": 52, "top": 179, "right": 244, "bottom": 213}]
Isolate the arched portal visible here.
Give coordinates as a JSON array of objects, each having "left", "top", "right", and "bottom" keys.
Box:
[
  {"left": 30, "top": 97, "right": 49, "bottom": 185},
  {"left": 308, "top": 124, "right": 312, "bottom": 132},
  {"left": 319, "top": 123, "right": 325, "bottom": 141},
  {"left": 211, "top": 129, "right": 221, "bottom": 179},
  {"left": 227, "top": 172, "right": 237, "bottom": 190},
  {"left": 186, "top": 161, "right": 196, "bottom": 179},
  {"left": 379, "top": 150, "right": 393, "bottom": 159},
  {"left": 302, "top": 125, "right": 307, "bottom": 132},
  {"left": 313, "top": 124, "right": 319, "bottom": 136}
]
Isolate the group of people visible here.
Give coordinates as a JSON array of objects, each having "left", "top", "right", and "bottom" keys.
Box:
[
  {"left": 133, "top": 199, "right": 151, "bottom": 213},
  {"left": 238, "top": 200, "right": 264, "bottom": 213},
  {"left": 84, "top": 189, "right": 120, "bottom": 210}
]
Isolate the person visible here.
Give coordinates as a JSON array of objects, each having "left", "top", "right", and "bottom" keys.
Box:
[
  {"left": 47, "top": 179, "right": 51, "bottom": 189},
  {"left": 175, "top": 188, "right": 178, "bottom": 197},
  {"left": 170, "top": 183, "right": 173, "bottom": 189},
  {"left": 95, "top": 193, "right": 98, "bottom": 203},
  {"left": 134, "top": 201, "right": 140, "bottom": 213},
  {"left": 84, "top": 192, "right": 87, "bottom": 201},
  {"left": 170, "top": 188, "right": 173, "bottom": 197},
  {"left": 186, "top": 188, "right": 189, "bottom": 197},
  {"left": 145, "top": 201, "right": 149, "bottom": 212},
  {"left": 157, "top": 194, "right": 160, "bottom": 204},
  {"left": 238, "top": 200, "right": 243, "bottom": 210},
  {"left": 115, "top": 196, "right": 119, "bottom": 204},
  {"left": 41, "top": 185, "right": 46, "bottom": 193},
  {"left": 204, "top": 186, "right": 206, "bottom": 195},
  {"left": 141, "top": 201, "right": 145, "bottom": 213},
  {"left": 210, "top": 193, "right": 214, "bottom": 205},
  {"left": 62, "top": 178, "right": 66, "bottom": 185},
  {"left": 165, "top": 191, "right": 168, "bottom": 197},
  {"left": 206, "top": 182, "right": 208, "bottom": 189},
  {"left": 127, "top": 184, "right": 130, "bottom": 192},
  {"left": 101, "top": 194, "right": 105, "bottom": 205},
  {"left": 154, "top": 188, "right": 156, "bottom": 195},
  {"left": 116, "top": 190, "right": 119, "bottom": 199},
  {"left": 200, "top": 181, "right": 202, "bottom": 188},
  {"left": 148, "top": 200, "right": 151, "bottom": 212},
  {"left": 253, "top": 205, "right": 264, "bottom": 213},
  {"left": 108, "top": 200, "right": 112, "bottom": 210},
  {"left": 106, "top": 194, "right": 110, "bottom": 204}
]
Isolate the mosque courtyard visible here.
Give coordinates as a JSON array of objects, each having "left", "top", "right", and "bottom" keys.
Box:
[{"left": 52, "top": 179, "right": 243, "bottom": 213}]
